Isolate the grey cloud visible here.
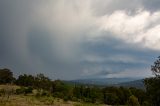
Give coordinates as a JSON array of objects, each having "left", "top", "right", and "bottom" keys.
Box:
[
  {"left": 92, "top": 0, "right": 142, "bottom": 16},
  {"left": 0, "top": 0, "right": 159, "bottom": 80},
  {"left": 142, "top": 0, "right": 160, "bottom": 12},
  {"left": 80, "top": 36, "right": 158, "bottom": 77},
  {"left": 92, "top": 0, "right": 160, "bottom": 16}
]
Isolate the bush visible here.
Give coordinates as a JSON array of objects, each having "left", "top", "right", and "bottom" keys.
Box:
[
  {"left": 128, "top": 95, "right": 140, "bottom": 106},
  {"left": 0, "top": 89, "right": 5, "bottom": 96},
  {"left": 63, "top": 96, "right": 69, "bottom": 102},
  {"left": 142, "top": 101, "right": 150, "bottom": 106},
  {"left": 35, "top": 90, "right": 50, "bottom": 97},
  {"left": 24, "top": 87, "right": 33, "bottom": 94},
  {"left": 16, "top": 87, "right": 25, "bottom": 94},
  {"left": 41, "top": 90, "right": 50, "bottom": 96},
  {"left": 35, "top": 92, "right": 41, "bottom": 98},
  {"left": 104, "top": 93, "right": 119, "bottom": 105},
  {"left": 71, "top": 96, "right": 78, "bottom": 101},
  {"left": 16, "top": 87, "right": 33, "bottom": 95}
]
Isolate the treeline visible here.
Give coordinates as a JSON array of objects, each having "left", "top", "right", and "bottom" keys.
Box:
[
  {"left": 0, "top": 68, "right": 148, "bottom": 105},
  {"left": 0, "top": 56, "right": 160, "bottom": 106}
]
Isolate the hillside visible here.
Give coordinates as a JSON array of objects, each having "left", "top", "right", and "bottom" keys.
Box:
[
  {"left": 68, "top": 78, "right": 144, "bottom": 88},
  {"left": 115, "top": 79, "right": 145, "bottom": 89}
]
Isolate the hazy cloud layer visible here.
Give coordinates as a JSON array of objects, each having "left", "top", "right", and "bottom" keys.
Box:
[{"left": 0, "top": 0, "right": 160, "bottom": 80}]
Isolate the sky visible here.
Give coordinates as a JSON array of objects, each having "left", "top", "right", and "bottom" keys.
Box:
[{"left": 0, "top": 0, "right": 160, "bottom": 80}]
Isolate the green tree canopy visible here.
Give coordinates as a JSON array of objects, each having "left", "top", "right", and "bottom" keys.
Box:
[
  {"left": 16, "top": 74, "right": 35, "bottom": 87},
  {"left": 0, "top": 68, "right": 14, "bottom": 84},
  {"left": 35, "top": 73, "right": 52, "bottom": 90},
  {"left": 128, "top": 95, "right": 140, "bottom": 106}
]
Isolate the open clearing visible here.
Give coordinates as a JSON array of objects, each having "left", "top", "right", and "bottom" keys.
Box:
[
  {"left": 0, "top": 85, "right": 109, "bottom": 106},
  {"left": 0, "top": 95, "right": 108, "bottom": 106}
]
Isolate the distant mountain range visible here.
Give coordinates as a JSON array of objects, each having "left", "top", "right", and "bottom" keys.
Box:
[
  {"left": 68, "top": 78, "right": 145, "bottom": 89},
  {"left": 115, "top": 79, "right": 145, "bottom": 89}
]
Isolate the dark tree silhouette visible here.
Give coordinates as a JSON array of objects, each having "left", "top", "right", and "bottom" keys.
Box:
[
  {"left": 144, "top": 56, "right": 160, "bottom": 106},
  {"left": 35, "top": 73, "right": 52, "bottom": 90},
  {"left": 0, "top": 68, "right": 14, "bottom": 84},
  {"left": 16, "top": 74, "right": 35, "bottom": 87},
  {"left": 151, "top": 56, "right": 160, "bottom": 76}
]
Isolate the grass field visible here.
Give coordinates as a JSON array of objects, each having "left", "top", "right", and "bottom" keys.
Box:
[
  {"left": 0, "top": 95, "right": 108, "bottom": 106},
  {"left": 0, "top": 85, "right": 108, "bottom": 106}
]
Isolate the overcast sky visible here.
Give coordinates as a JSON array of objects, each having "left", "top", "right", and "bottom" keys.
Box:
[{"left": 0, "top": 0, "right": 160, "bottom": 80}]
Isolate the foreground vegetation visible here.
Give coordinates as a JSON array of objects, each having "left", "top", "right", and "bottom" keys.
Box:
[
  {"left": 0, "top": 70, "right": 146, "bottom": 106},
  {"left": 0, "top": 88, "right": 106, "bottom": 106},
  {"left": 0, "top": 73, "right": 148, "bottom": 106},
  {"left": 0, "top": 56, "right": 160, "bottom": 106}
]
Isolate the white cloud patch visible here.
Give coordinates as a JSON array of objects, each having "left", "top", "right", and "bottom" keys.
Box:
[{"left": 98, "top": 10, "right": 160, "bottom": 50}]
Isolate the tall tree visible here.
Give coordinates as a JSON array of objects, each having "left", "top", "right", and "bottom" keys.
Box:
[
  {"left": 151, "top": 56, "right": 160, "bottom": 76},
  {"left": 0, "top": 68, "right": 14, "bottom": 84},
  {"left": 144, "top": 56, "right": 160, "bottom": 106},
  {"left": 16, "top": 74, "right": 35, "bottom": 87},
  {"left": 35, "top": 73, "right": 52, "bottom": 90}
]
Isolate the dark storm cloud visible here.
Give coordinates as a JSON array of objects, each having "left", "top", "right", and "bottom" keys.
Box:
[
  {"left": 0, "top": 0, "right": 55, "bottom": 76},
  {"left": 27, "top": 27, "right": 84, "bottom": 79},
  {"left": 0, "top": 0, "right": 159, "bottom": 80},
  {"left": 79, "top": 34, "right": 158, "bottom": 78}
]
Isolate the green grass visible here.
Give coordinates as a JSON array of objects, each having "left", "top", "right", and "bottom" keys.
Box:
[
  {"left": 0, "top": 85, "right": 109, "bottom": 106},
  {"left": 0, "top": 94, "right": 110, "bottom": 106},
  {"left": 74, "top": 103, "right": 106, "bottom": 106}
]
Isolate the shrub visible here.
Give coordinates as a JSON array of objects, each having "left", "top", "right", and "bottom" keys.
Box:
[
  {"left": 0, "top": 89, "right": 5, "bottom": 96},
  {"left": 41, "top": 90, "right": 50, "bottom": 96},
  {"left": 16, "top": 87, "right": 25, "bottom": 94},
  {"left": 16, "top": 87, "right": 33, "bottom": 95},
  {"left": 35, "top": 92, "right": 41, "bottom": 98},
  {"left": 63, "top": 96, "right": 69, "bottom": 102},
  {"left": 128, "top": 95, "right": 140, "bottom": 106},
  {"left": 24, "top": 87, "right": 33, "bottom": 94}
]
